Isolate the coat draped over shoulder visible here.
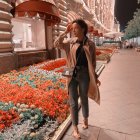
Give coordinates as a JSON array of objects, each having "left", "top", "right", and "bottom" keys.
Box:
[{"left": 54, "top": 33, "right": 100, "bottom": 104}]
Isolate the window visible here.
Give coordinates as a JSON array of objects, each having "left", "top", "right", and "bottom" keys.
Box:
[{"left": 12, "top": 17, "right": 46, "bottom": 52}]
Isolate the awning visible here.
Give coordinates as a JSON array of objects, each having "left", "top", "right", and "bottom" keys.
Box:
[
  {"left": 67, "top": 13, "right": 94, "bottom": 33},
  {"left": 104, "top": 32, "right": 124, "bottom": 38},
  {"left": 99, "top": 33, "right": 103, "bottom": 37},
  {"left": 15, "top": 0, "right": 56, "bottom": 6},
  {"left": 93, "top": 30, "right": 99, "bottom": 36},
  {"left": 85, "top": 20, "right": 94, "bottom": 32},
  {"left": 67, "top": 11, "right": 81, "bottom": 23},
  {"left": 15, "top": 0, "right": 61, "bottom": 25}
]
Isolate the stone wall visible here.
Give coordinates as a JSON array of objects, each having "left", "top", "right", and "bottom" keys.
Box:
[
  {"left": 0, "top": 53, "right": 16, "bottom": 74},
  {"left": 15, "top": 51, "right": 48, "bottom": 68}
]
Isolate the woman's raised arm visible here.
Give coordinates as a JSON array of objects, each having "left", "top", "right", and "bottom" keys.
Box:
[{"left": 54, "top": 23, "right": 72, "bottom": 50}]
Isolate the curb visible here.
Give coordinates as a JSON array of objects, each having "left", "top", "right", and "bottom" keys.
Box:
[
  {"left": 97, "top": 64, "right": 105, "bottom": 76},
  {"left": 51, "top": 115, "right": 71, "bottom": 140},
  {"left": 97, "top": 60, "right": 109, "bottom": 64}
]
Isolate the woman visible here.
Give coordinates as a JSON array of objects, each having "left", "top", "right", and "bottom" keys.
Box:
[{"left": 54, "top": 19, "right": 101, "bottom": 139}]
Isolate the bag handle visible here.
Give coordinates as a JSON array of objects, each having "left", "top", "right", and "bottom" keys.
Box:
[
  {"left": 75, "top": 36, "right": 88, "bottom": 65},
  {"left": 72, "top": 37, "right": 88, "bottom": 77}
]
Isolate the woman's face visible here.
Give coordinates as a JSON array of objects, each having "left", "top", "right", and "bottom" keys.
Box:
[{"left": 72, "top": 23, "right": 84, "bottom": 37}]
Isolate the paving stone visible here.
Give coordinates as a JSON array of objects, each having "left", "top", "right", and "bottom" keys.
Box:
[
  {"left": 98, "top": 129, "right": 126, "bottom": 140},
  {"left": 133, "top": 132, "right": 140, "bottom": 137},
  {"left": 62, "top": 50, "right": 140, "bottom": 140},
  {"left": 125, "top": 135, "right": 140, "bottom": 140},
  {"left": 62, "top": 124, "right": 100, "bottom": 140}
]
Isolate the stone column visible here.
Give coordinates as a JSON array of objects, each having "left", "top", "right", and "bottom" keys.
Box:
[
  {"left": 0, "top": 0, "right": 16, "bottom": 74},
  {"left": 52, "top": 0, "right": 68, "bottom": 58}
]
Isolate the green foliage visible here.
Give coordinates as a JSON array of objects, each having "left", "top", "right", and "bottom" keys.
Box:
[
  {"left": 21, "top": 135, "right": 43, "bottom": 140},
  {"left": 21, "top": 108, "right": 43, "bottom": 126},
  {"left": 0, "top": 102, "right": 14, "bottom": 111},
  {"left": 124, "top": 9, "right": 140, "bottom": 39},
  {"left": 0, "top": 136, "right": 4, "bottom": 140},
  {"left": 103, "top": 41, "right": 121, "bottom": 43}
]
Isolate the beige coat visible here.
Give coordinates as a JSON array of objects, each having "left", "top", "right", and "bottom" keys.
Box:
[{"left": 54, "top": 33, "right": 100, "bottom": 105}]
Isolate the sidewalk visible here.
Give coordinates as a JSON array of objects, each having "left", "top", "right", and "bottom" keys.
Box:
[{"left": 62, "top": 49, "right": 140, "bottom": 140}]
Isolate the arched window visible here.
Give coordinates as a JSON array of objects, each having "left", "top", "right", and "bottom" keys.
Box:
[{"left": 10, "top": 0, "right": 60, "bottom": 52}]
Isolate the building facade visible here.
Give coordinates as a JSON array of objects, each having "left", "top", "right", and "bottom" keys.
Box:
[{"left": 0, "top": 0, "right": 120, "bottom": 74}]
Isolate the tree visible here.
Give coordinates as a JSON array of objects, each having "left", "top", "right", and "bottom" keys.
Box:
[{"left": 124, "top": 9, "right": 140, "bottom": 39}]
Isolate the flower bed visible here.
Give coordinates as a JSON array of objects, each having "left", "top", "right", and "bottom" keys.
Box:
[
  {"left": 96, "top": 46, "right": 116, "bottom": 62},
  {"left": 0, "top": 59, "right": 69, "bottom": 139},
  {"left": 96, "top": 53, "right": 110, "bottom": 62}
]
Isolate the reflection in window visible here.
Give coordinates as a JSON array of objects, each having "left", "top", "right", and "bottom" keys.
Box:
[{"left": 12, "top": 18, "right": 45, "bottom": 51}]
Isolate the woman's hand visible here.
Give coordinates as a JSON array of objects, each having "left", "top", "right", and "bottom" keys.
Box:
[
  {"left": 64, "top": 23, "right": 73, "bottom": 34},
  {"left": 96, "top": 79, "right": 101, "bottom": 87}
]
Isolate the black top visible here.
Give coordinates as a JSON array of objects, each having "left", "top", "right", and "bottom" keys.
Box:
[{"left": 76, "top": 40, "right": 88, "bottom": 67}]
